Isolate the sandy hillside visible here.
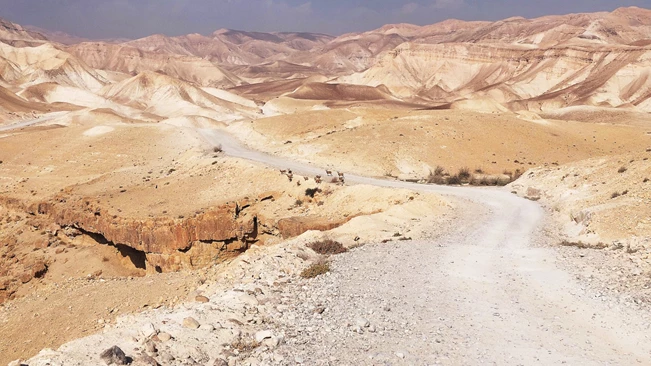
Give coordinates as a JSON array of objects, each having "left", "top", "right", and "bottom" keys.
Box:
[
  {"left": 228, "top": 107, "right": 651, "bottom": 179},
  {"left": 100, "top": 71, "right": 260, "bottom": 121},
  {"left": 0, "top": 42, "right": 108, "bottom": 91},
  {"left": 511, "top": 151, "right": 651, "bottom": 244},
  {"left": 0, "top": 115, "right": 450, "bottom": 363}
]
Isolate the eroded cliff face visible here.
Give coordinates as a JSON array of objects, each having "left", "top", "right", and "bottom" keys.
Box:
[{"left": 32, "top": 195, "right": 263, "bottom": 273}]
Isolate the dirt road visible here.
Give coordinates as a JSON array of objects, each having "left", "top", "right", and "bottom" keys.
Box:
[
  {"left": 22, "top": 127, "right": 651, "bottom": 365},
  {"left": 201, "top": 128, "right": 651, "bottom": 364},
  {"left": 0, "top": 112, "right": 67, "bottom": 132}
]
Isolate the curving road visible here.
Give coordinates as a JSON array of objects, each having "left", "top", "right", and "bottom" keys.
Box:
[
  {"left": 0, "top": 112, "right": 67, "bottom": 133},
  {"left": 201, "top": 128, "right": 651, "bottom": 364}
]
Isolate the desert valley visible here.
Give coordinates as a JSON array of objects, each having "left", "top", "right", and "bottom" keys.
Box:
[{"left": 1, "top": 5, "right": 651, "bottom": 365}]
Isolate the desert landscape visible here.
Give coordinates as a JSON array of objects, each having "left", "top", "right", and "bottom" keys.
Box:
[{"left": 1, "top": 4, "right": 651, "bottom": 365}]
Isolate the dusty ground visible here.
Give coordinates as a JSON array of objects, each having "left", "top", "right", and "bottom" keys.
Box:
[
  {"left": 23, "top": 162, "right": 651, "bottom": 366},
  {"left": 0, "top": 117, "right": 450, "bottom": 365},
  {"left": 228, "top": 106, "right": 651, "bottom": 179}
]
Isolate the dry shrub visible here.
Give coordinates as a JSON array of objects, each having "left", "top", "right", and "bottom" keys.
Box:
[
  {"left": 560, "top": 240, "right": 608, "bottom": 250},
  {"left": 457, "top": 167, "right": 471, "bottom": 182},
  {"left": 308, "top": 239, "right": 347, "bottom": 255},
  {"left": 305, "top": 187, "right": 321, "bottom": 198},
  {"left": 618, "top": 166, "right": 627, "bottom": 173},
  {"left": 231, "top": 338, "right": 260, "bottom": 353},
  {"left": 427, "top": 166, "right": 447, "bottom": 184},
  {"left": 213, "top": 144, "right": 223, "bottom": 153},
  {"left": 301, "top": 261, "right": 330, "bottom": 278},
  {"left": 611, "top": 191, "right": 621, "bottom": 199},
  {"left": 496, "top": 176, "right": 510, "bottom": 186},
  {"left": 447, "top": 175, "right": 462, "bottom": 185}
]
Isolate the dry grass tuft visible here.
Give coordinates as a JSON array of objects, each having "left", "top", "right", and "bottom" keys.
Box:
[
  {"left": 231, "top": 338, "right": 260, "bottom": 353},
  {"left": 560, "top": 240, "right": 608, "bottom": 250},
  {"left": 447, "top": 175, "right": 462, "bottom": 185},
  {"left": 308, "top": 239, "right": 347, "bottom": 255},
  {"left": 427, "top": 166, "right": 447, "bottom": 184},
  {"left": 457, "top": 167, "right": 471, "bottom": 182},
  {"left": 300, "top": 261, "right": 330, "bottom": 278}
]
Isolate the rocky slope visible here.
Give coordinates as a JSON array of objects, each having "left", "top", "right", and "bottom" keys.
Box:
[
  {"left": 0, "top": 18, "right": 47, "bottom": 45},
  {"left": 510, "top": 152, "right": 651, "bottom": 247},
  {"left": 67, "top": 42, "right": 242, "bottom": 88},
  {"left": 0, "top": 42, "right": 108, "bottom": 92}
]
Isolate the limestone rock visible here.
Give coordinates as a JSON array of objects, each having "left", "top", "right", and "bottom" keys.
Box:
[
  {"left": 99, "top": 346, "right": 128, "bottom": 365},
  {"left": 183, "top": 317, "right": 200, "bottom": 329}
]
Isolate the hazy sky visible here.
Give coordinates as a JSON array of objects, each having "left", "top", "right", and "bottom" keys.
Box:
[{"left": 2, "top": 0, "right": 650, "bottom": 39}]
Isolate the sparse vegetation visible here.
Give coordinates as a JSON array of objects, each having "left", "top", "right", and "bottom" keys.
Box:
[
  {"left": 447, "top": 175, "right": 462, "bottom": 185},
  {"left": 644, "top": 178, "right": 649, "bottom": 183},
  {"left": 458, "top": 167, "right": 471, "bottom": 181},
  {"left": 618, "top": 166, "right": 627, "bottom": 173},
  {"left": 427, "top": 166, "right": 447, "bottom": 184},
  {"left": 428, "top": 165, "right": 523, "bottom": 186},
  {"left": 230, "top": 338, "right": 260, "bottom": 353},
  {"left": 611, "top": 191, "right": 621, "bottom": 199},
  {"left": 212, "top": 144, "right": 223, "bottom": 153},
  {"left": 294, "top": 199, "right": 303, "bottom": 206},
  {"left": 308, "top": 239, "right": 347, "bottom": 255},
  {"left": 560, "top": 240, "right": 608, "bottom": 249},
  {"left": 300, "top": 261, "right": 330, "bottom": 278},
  {"left": 305, "top": 187, "right": 321, "bottom": 198}
]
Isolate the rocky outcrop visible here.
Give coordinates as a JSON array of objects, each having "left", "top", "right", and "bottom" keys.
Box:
[{"left": 33, "top": 195, "right": 261, "bottom": 272}]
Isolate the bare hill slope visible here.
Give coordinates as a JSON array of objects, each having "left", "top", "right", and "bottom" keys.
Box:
[{"left": 101, "top": 71, "right": 259, "bottom": 121}]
